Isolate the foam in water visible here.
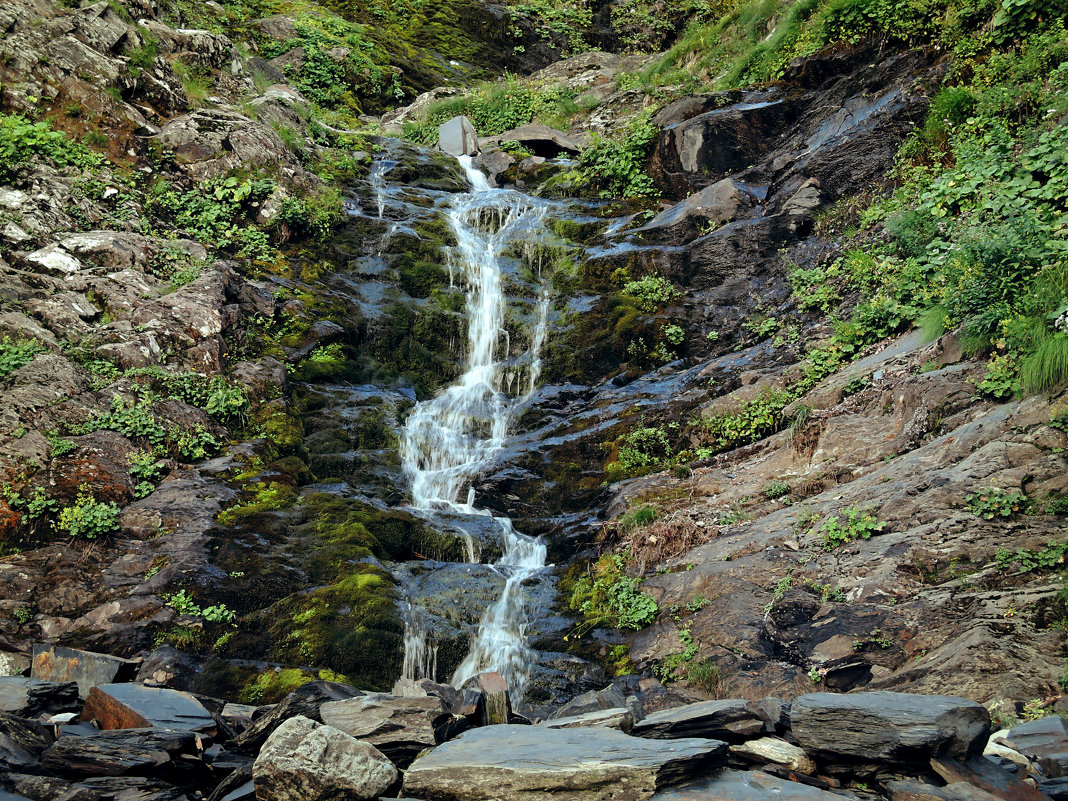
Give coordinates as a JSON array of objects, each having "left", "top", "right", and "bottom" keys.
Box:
[{"left": 399, "top": 155, "right": 550, "bottom": 700}]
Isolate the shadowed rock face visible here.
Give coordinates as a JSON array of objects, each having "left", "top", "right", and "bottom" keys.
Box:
[{"left": 402, "top": 724, "right": 728, "bottom": 801}]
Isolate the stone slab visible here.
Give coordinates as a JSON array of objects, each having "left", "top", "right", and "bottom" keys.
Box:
[{"left": 31, "top": 645, "right": 137, "bottom": 697}]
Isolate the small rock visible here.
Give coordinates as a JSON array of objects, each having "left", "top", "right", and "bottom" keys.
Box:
[
  {"left": 438, "top": 116, "right": 479, "bottom": 157},
  {"left": 651, "top": 769, "right": 862, "bottom": 800},
  {"left": 539, "top": 707, "right": 634, "bottom": 733},
  {"left": 548, "top": 685, "right": 627, "bottom": 720},
  {"left": 730, "top": 736, "right": 817, "bottom": 774},
  {"left": 80, "top": 683, "right": 214, "bottom": 732},
  {"left": 252, "top": 716, "right": 397, "bottom": 801},
  {"left": 0, "top": 677, "right": 80, "bottom": 717},
  {"left": 319, "top": 693, "right": 450, "bottom": 767},
  {"left": 31, "top": 645, "right": 138, "bottom": 697},
  {"left": 632, "top": 699, "right": 765, "bottom": 742}
]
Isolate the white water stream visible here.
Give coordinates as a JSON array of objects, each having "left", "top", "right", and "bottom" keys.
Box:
[{"left": 398, "top": 156, "right": 550, "bottom": 700}]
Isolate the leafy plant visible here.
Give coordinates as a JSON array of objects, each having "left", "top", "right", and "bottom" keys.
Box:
[
  {"left": 995, "top": 541, "right": 1068, "bottom": 573},
  {"left": 819, "top": 507, "right": 885, "bottom": 550},
  {"left": 621, "top": 274, "right": 681, "bottom": 312},
  {"left": 0, "top": 114, "right": 104, "bottom": 181},
  {"left": 762, "top": 480, "right": 791, "bottom": 499},
  {"left": 967, "top": 487, "right": 1027, "bottom": 519},
  {"left": 579, "top": 114, "right": 659, "bottom": 198},
  {"left": 569, "top": 552, "right": 658, "bottom": 632},
  {"left": 0, "top": 337, "right": 46, "bottom": 378},
  {"left": 55, "top": 487, "right": 120, "bottom": 539}
]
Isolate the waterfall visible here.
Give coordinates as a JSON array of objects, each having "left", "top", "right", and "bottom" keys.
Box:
[{"left": 398, "top": 156, "right": 550, "bottom": 701}]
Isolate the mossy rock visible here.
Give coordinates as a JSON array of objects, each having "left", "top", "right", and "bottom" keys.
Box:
[
  {"left": 397, "top": 255, "right": 449, "bottom": 299},
  {"left": 229, "top": 563, "right": 403, "bottom": 691},
  {"left": 251, "top": 402, "right": 305, "bottom": 455}
]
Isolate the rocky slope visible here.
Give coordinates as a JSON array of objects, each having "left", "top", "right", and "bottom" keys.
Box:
[{"left": 0, "top": 0, "right": 1066, "bottom": 793}]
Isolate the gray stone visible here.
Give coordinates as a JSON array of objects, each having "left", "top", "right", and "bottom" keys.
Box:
[
  {"left": 549, "top": 684, "right": 627, "bottom": 719},
  {"left": 752, "top": 697, "right": 790, "bottom": 733},
  {"left": 636, "top": 178, "right": 761, "bottom": 238},
  {"left": 438, "top": 116, "right": 479, "bottom": 157},
  {"left": 790, "top": 692, "right": 990, "bottom": 763},
  {"left": 632, "top": 699, "right": 765, "bottom": 742},
  {"left": 252, "top": 716, "right": 397, "bottom": 801},
  {"left": 402, "top": 724, "right": 727, "bottom": 801},
  {"left": 0, "top": 677, "right": 80, "bottom": 717},
  {"left": 31, "top": 645, "right": 138, "bottom": 697},
  {"left": 80, "top": 683, "right": 214, "bottom": 732},
  {"left": 481, "top": 124, "right": 584, "bottom": 156},
  {"left": 539, "top": 707, "right": 634, "bottom": 732},
  {"left": 0, "top": 651, "right": 30, "bottom": 678},
  {"left": 729, "top": 737, "right": 817, "bottom": 773},
  {"left": 230, "top": 680, "right": 363, "bottom": 755},
  {"left": 40, "top": 728, "right": 198, "bottom": 777},
  {"left": 319, "top": 693, "right": 449, "bottom": 767},
  {"left": 650, "top": 770, "right": 863, "bottom": 800},
  {"left": 885, "top": 779, "right": 1002, "bottom": 800}
]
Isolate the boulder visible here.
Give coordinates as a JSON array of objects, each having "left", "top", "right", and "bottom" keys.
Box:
[
  {"left": 632, "top": 699, "right": 765, "bottom": 742},
  {"left": 790, "top": 692, "right": 990, "bottom": 763},
  {"left": 230, "top": 681, "right": 363, "bottom": 754},
  {"left": 0, "top": 712, "right": 54, "bottom": 773},
  {"left": 252, "top": 716, "right": 397, "bottom": 801},
  {"left": 635, "top": 178, "right": 762, "bottom": 242},
  {"left": 438, "top": 116, "right": 478, "bottom": 157},
  {"left": 80, "top": 684, "right": 214, "bottom": 732},
  {"left": 40, "top": 728, "right": 198, "bottom": 778},
  {"left": 0, "top": 677, "right": 80, "bottom": 717},
  {"left": 31, "top": 644, "right": 138, "bottom": 698},
  {"left": 650, "top": 770, "right": 862, "bottom": 800},
  {"left": 481, "top": 124, "right": 584, "bottom": 157},
  {"left": 884, "top": 779, "right": 1002, "bottom": 800},
  {"left": 548, "top": 684, "right": 626, "bottom": 719},
  {"left": 998, "top": 715, "right": 1068, "bottom": 777},
  {"left": 402, "top": 724, "right": 727, "bottom": 801},
  {"left": 318, "top": 693, "right": 450, "bottom": 767}
]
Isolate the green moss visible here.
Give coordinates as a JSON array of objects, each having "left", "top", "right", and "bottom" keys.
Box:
[
  {"left": 238, "top": 666, "right": 350, "bottom": 704},
  {"left": 253, "top": 404, "right": 305, "bottom": 453},
  {"left": 398, "top": 256, "right": 449, "bottom": 298},
  {"left": 217, "top": 481, "right": 298, "bottom": 527}
]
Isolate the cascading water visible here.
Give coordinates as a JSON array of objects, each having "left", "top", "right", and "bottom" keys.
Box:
[{"left": 398, "top": 156, "right": 550, "bottom": 700}]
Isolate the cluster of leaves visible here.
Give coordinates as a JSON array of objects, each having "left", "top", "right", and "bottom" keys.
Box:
[
  {"left": 166, "top": 589, "right": 237, "bottom": 624},
  {"left": 604, "top": 420, "right": 673, "bottom": 482},
  {"left": 621, "top": 273, "right": 681, "bottom": 312},
  {"left": 144, "top": 176, "right": 276, "bottom": 260},
  {"left": 579, "top": 114, "right": 659, "bottom": 198},
  {"left": 0, "top": 337, "right": 46, "bottom": 378},
  {"left": 995, "top": 541, "right": 1068, "bottom": 573},
  {"left": 277, "top": 187, "right": 344, "bottom": 240},
  {"left": 967, "top": 487, "right": 1028, "bottom": 519},
  {"left": 0, "top": 113, "right": 104, "bottom": 181},
  {"left": 68, "top": 397, "right": 220, "bottom": 461},
  {"left": 55, "top": 486, "right": 121, "bottom": 539},
  {"left": 569, "top": 552, "right": 659, "bottom": 632},
  {"left": 818, "top": 506, "right": 885, "bottom": 550}
]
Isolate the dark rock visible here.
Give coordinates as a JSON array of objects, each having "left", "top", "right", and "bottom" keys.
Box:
[
  {"left": 80, "top": 685, "right": 214, "bottom": 733},
  {"left": 319, "top": 693, "right": 450, "bottom": 768},
  {"left": 75, "top": 776, "right": 190, "bottom": 801},
  {"left": 885, "top": 779, "right": 1003, "bottom": 800},
  {"left": 229, "top": 681, "right": 363, "bottom": 755},
  {"left": 930, "top": 755, "right": 1051, "bottom": 801},
  {"left": 752, "top": 697, "right": 791, "bottom": 734},
  {"left": 791, "top": 692, "right": 990, "bottom": 763},
  {"left": 402, "top": 724, "right": 727, "bottom": 800},
  {"left": 548, "top": 684, "right": 626, "bottom": 720},
  {"left": 649, "top": 769, "right": 862, "bottom": 800},
  {"left": 1001, "top": 716, "right": 1068, "bottom": 777},
  {"left": 539, "top": 707, "right": 634, "bottom": 733},
  {"left": 0, "top": 678, "right": 80, "bottom": 717},
  {"left": 205, "top": 764, "right": 252, "bottom": 801},
  {"left": 40, "top": 728, "right": 198, "bottom": 778},
  {"left": 251, "top": 716, "right": 397, "bottom": 801},
  {"left": 31, "top": 646, "right": 138, "bottom": 697},
  {"left": 451, "top": 688, "right": 485, "bottom": 726},
  {"left": 0, "top": 713, "right": 54, "bottom": 773},
  {"left": 632, "top": 699, "right": 765, "bottom": 742},
  {"left": 134, "top": 648, "right": 203, "bottom": 692}
]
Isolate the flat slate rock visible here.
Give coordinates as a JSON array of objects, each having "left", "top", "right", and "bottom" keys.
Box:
[
  {"left": 885, "top": 778, "right": 1002, "bottom": 800},
  {"left": 539, "top": 707, "right": 634, "bottom": 733},
  {"left": 319, "top": 693, "right": 449, "bottom": 767},
  {"left": 930, "top": 755, "right": 1051, "bottom": 801},
  {"left": 81, "top": 684, "right": 214, "bottom": 732},
  {"left": 0, "top": 677, "right": 80, "bottom": 717},
  {"left": 547, "top": 685, "right": 627, "bottom": 720},
  {"left": 40, "top": 727, "right": 198, "bottom": 778},
  {"left": 632, "top": 699, "right": 765, "bottom": 742},
  {"left": 31, "top": 646, "right": 137, "bottom": 697},
  {"left": 790, "top": 692, "right": 990, "bottom": 763},
  {"left": 402, "top": 723, "right": 727, "bottom": 801},
  {"left": 230, "top": 681, "right": 363, "bottom": 754},
  {"left": 1001, "top": 716, "right": 1068, "bottom": 777},
  {"left": 76, "top": 776, "right": 190, "bottom": 801},
  {"left": 649, "top": 769, "right": 863, "bottom": 800}
]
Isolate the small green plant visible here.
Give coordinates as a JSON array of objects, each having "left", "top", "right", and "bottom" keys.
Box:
[
  {"left": 762, "top": 480, "right": 791, "bottom": 500},
  {"left": 45, "top": 429, "right": 77, "bottom": 458},
  {"left": 621, "top": 274, "right": 681, "bottom": 312},
  {"left": 819, "top": 507, "right": 885, "bottom": 550},
  {"left": 0, "top": 336, "right": 46, "bottom": 378},
  {"left": 763, "top": 574, "right": 793, "bottom": 614},
  {"left": 55, "top": 486, "right": 120, "bottom": 539},
  {"left": 994, "top": 541, "right": 1068, "bottom": 574},
  {"left": 967, "top": 487, "right": 1027, "bottom": 519},
  {"left": 166, "top": 588, "right": 237, "bottom": 624},
  {"left": 977, "top": 353, "right": 1019, "bottom": 399},
  {"left": 619, "top": 506, "right": 657, "bottom": 532},
  {"left": 809, "top": 667, "right": 822, "bottom": 684},
  {"left": 569, "top": 552, "right": 658, "bottom": 633},
  {"left": 14, "top": 606, "right": 32, "bottom": 625}
]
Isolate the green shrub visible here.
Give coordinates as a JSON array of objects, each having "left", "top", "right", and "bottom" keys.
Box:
[
  {"left": 762, "top": 480, "right": 791, "bottom": 499},
  {"left": 619, "top": 506, "right": 658, "bottom": 532},
  {"left": 0, "top": 337, "right": 45, "bottom": 378},
  {"left": 579, "top": 114, "right": 659, "bottom": 198},
  {"left": 55, "top": 487, "right": 120, "bottom": 539},
  {"left": 967, "top": 486, "right": 1027, "bottom": 519},
  {"left": 995, "top": 541, "right": 1068, "bottom": 573},
  {"left": 0, "top": 114, "right": 104, "bottom": 181},
  {"left": 819, "top": 507, "right": 885, "bottom": 550},
  {"left": 621, "top": 274, "right": 681, "bottom": 312},
  {"left": 570, "top": 553, "right": 658, "bottom": 632}
]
